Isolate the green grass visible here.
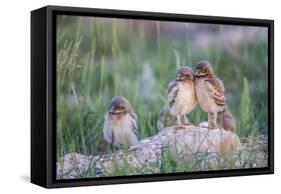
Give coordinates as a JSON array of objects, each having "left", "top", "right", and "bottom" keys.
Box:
[{"left": 56, "top": 15, "right": 269, "bottom": 176}]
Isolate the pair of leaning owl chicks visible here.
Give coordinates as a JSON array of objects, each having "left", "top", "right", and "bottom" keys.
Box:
[
  {"left": 103, "top": 60, "right": 236, "bottom": 148},
  {"left": 168, "top": 60, "right": 236, "bottom": 131}
]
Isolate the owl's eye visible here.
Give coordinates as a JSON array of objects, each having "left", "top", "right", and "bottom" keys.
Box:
[{"left": 116, "top": 105, "right": 124, "bottom": 110}]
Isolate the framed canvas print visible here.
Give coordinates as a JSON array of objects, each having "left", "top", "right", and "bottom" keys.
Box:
[{"left": 31, "top": 5, "right": 274, "bottom": 188}]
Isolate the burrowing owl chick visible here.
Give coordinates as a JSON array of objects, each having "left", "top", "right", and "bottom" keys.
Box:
[
  {"left": 168, "top": 66, "right": 197, "bottom": 129},
  {"left": 103, "top": 96, "right": 138, "bottom": 148},
  {"left": 194, "top": 60, "right": 226, "bottom": 129}
]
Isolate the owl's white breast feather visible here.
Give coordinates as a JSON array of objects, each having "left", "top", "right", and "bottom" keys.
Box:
[
  {"left": 169, "top": 81, "right": 197, "bottom": 117},
  {"left": 103, "top": 113, "right": 138, "bottom": 147}
]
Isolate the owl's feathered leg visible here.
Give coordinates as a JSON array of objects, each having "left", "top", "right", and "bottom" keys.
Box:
[
  {"left": 213, "top": 112, "right": 218, "bottom": 128},
  {"left": 208, "top": 112, "right": 216, "bottom": 129},
  {"left": 175, "top": 115, "right": 185, "bottom": 130},
  {"left": 183, "top": 115, "right": 192, "bottom": 126},
  {"left": 217, "top": 111, "right": 224, "bottom": 129},
  {"left": 177, "top": 115, "right": 182, "bottom": 126},
  {"left": 109, "top": 132, "right": 115, "bottom": 152}
]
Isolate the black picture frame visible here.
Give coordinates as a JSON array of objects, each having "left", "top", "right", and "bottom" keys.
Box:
[{"left": 31, "top": 5, "right": 274, "bottom": 188}]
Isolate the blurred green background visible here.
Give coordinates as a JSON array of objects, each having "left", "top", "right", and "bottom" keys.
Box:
[{"left": 56, "top": 15, "right": 268, "bottom": 160}]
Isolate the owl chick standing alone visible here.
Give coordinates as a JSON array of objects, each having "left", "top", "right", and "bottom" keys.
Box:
[
  {"left": 168, "top": 66, "right": 197, "bottom": 129},
  {"left": 194, "top": 60, "right": 226, "bottom": 129},
  {"left": 103, "top": 96, "right": 138, "bottom": 148}
]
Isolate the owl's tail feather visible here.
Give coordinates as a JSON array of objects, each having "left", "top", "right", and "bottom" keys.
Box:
[{"left": 218, "top": 106, "right": 236, "bottom": 132}]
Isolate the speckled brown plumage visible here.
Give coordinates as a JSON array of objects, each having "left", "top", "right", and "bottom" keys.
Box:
[{"left": 195, "top": 60, "right": 227, "bottom": 129}]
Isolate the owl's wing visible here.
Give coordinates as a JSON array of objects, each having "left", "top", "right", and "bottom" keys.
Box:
[
  {"left": 168, "top": 80, "right": 179, "bottom": 108},
  {"left": 103, "top": 113, "right": 114, "bottom": 144},
  {"left": 204, "top": 78, "right": 226, "bottom": 107},
  {"left": 129, "top": 112, "right": 139, "bottom": 137}
]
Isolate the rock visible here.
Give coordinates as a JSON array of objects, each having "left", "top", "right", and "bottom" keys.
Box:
[
  {"left": 57, "top": 125, "right": 266, "bottom": 179},
  {"left": 238, "top": 135, "right": 268, "bottom": 168}
]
